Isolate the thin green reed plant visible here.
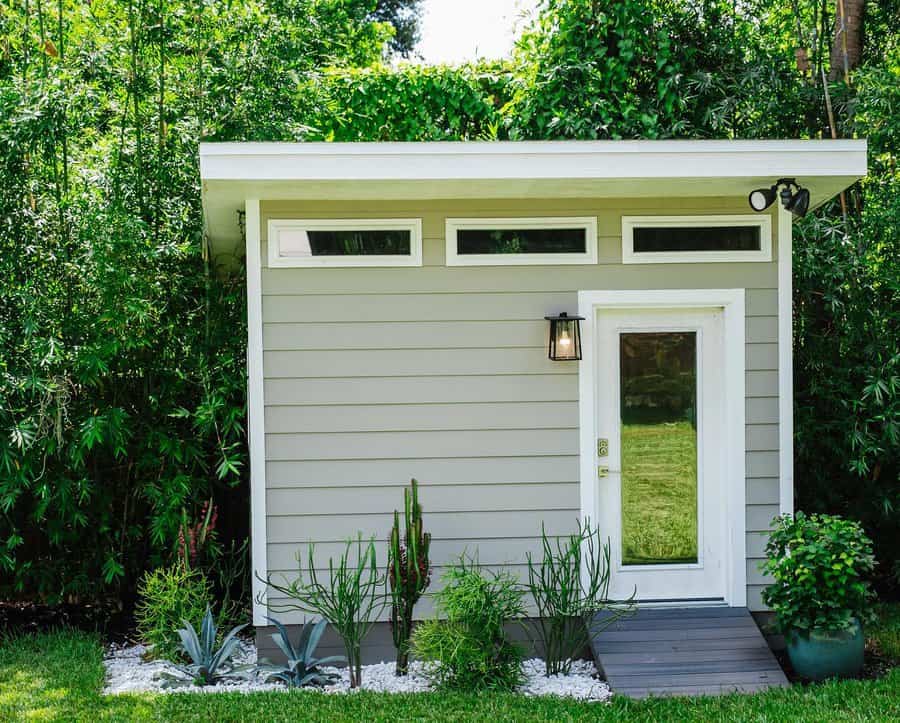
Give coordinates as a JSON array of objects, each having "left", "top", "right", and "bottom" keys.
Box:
[
  {"left": 526, "top": 520, "right": 636, "bottom": 675},
  {"left": 264, "top": 535, "right": 385, "bottom": 689}
]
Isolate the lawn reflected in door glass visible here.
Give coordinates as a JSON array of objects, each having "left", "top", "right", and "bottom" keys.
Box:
[{"left": 619, "top": 332, "right": 698, "bottom": 565}]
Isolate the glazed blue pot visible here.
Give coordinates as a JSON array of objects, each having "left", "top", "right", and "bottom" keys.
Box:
[{"left": 786, "top": 619, "right": 864, "bottom": 681}]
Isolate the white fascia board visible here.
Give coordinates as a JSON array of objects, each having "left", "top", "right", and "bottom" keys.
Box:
[{"left": 199, "top": 139, "right": 867, "bottom": 183}]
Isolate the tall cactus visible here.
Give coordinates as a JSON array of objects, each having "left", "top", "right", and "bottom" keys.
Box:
[{"left": 388, "top": 478, "right": 431, "bottom": 675}]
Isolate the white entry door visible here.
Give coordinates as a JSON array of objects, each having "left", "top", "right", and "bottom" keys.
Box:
[{"left": 594, "top": 307, "right": 727, "bottom": 603}]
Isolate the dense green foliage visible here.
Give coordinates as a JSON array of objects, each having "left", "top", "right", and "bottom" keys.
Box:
[
  {"left": 4, "top": 619, "right": 900, "bottom": 720},
  {"left": 1, "top": 0, "right": 898, "bottom": 606},
  {"left": 763, "top": 512, "right": 876, "bottom": 633},
  {"left": 0, "top": 1, "right": 394, "bottom": 602},
  {"left": 135, "top": 564, "right": 212, "bottom": 662},
  {"left": 413, "top": 558, "right": 526, "bottom": 691}
]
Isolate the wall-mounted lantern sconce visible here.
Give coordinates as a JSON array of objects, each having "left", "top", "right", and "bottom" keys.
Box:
[
  {"left": 748, "top": 177, "right": 810, "bottom": 218},
  {"left": 544, "top": 312, "right": 584, "bottom": 361}
]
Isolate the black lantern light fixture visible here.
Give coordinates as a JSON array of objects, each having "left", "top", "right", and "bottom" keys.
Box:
[
  {"left": 748, "top": 178, "right": 810, "bottom": 218},
  {"left": 544, "top": 312, "right": 584, "bottom": 361}
]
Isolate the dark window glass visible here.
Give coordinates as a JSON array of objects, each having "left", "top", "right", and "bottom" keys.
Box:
[
  {"left": 633, "top": 226, "right": 761, "bottom": 253},
  {"left": 457, "top": 228, "right": 586, "bottom": 255},
  {"left": 305, "top": 229, "right": 411, "bottom": 256}
]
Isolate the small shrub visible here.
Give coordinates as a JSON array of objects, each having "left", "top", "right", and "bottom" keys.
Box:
[
  {"left": 388, "top": 478, "right": 431, "bottom": 676},
  {"left": 762, "top": 512, "right": 876, "bottom": 634},
  {"left": 136, "top": 564, "right": 212, "bottom": 661},
  {"left": 167, "top": 607, "right": 248, "bottom": 686},
  {"left": 526, "top": 520, "right": 635, "bottom": 675},
  {"left": 256, "top": 617, "right": 344, "bottom": 687},
  {"left": 264, "top": 535, "right": 385, "bottom": 688},
  {"left": 412, "top": 556, "right": 525, "bottom": 691}
]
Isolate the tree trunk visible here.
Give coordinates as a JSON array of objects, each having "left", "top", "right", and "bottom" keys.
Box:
[{"left": 829, "top": 0, "right": 865, "bottom": 81}]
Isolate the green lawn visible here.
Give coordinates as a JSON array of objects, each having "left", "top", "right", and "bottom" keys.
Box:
[
  {"left": 2, "top": 608, "right": 900, "bottom": 722},
  {"left": 621, "top": 421, "right": 697, "bottom": 565}
]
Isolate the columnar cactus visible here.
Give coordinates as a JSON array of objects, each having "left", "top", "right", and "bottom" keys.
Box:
[{"left": 388, "top": 478, "right": 431, "bottom": 675}]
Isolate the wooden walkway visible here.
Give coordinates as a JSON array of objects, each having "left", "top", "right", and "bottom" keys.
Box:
[{"left": 590, "top": 606, "right": 789, "bottom": 698}]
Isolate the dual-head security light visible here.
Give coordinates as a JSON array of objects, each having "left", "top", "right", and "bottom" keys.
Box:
[{"left": 748, "top": 178, "right": 810, "bottom": 218}]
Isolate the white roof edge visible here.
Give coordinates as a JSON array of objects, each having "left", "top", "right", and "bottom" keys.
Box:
[
  {"left": 200, "top": 139, "right": 866, "bottom": 156},
  {"left": 199, "top": 139, "right": 867, "bottom": 182}
]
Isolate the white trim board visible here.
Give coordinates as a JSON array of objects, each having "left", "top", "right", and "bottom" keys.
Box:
[
  {"left": 267, "top": 218, "right": 423, "bottom": 268},
  {"left": 777, "top": 207, "right": 794, "bottom": 515},
  {"left": 577, "top": 288, "right": 747, "bottom": 607},
  {"left": 445, "top": 216, "right": 598, "bottom": 266},
  {"left": 245, "top": 199, "right": 269, "bottom": 626},
  {"left": 200, "top": 139, "right": 867, "bottom": 182},
  {"left": 621, "top": 214, "right": 772, "bottom": 264}
]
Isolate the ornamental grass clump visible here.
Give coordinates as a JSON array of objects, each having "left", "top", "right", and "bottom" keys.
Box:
[
  {"left": 762, "top": 512, "right": 875, "bottom": 634},
  {"left": 264, "top": 535, "right": 385, "bottom": 689},
  {"left": 526, "top": 520, "right": 636, "bottom": 675},
  {"left": 135, "top": 563, "right": 212, "bottom": 661},
  {"left": 412, "top": 556, "right": 526, "bottom": 691},
  {"left": 388, "top": 478, "right": 432, "bottom": 676}
]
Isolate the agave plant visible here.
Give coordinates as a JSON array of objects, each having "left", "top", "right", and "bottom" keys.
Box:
[
  {"left": 169, "top": 607, "right": 249, "bottom": 686},
  {"left": 257, "top": 617, "right": 344, "bottom": 687}
]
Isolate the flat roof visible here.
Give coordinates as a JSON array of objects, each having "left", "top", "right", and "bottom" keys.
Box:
[{"left": 200, "top": 139, "right": 867, "bottom": 258}]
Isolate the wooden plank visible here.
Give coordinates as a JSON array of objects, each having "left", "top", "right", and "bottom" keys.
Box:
[
  {"left": 596, "top": 636, "right": 771, "bottom": 652},
  {"left": 598, "top": 649, "right": 776, "bottom": 665},
  {"left": 265, "top": 428, "right": 578, "bottom": 461},
  {"left": 610, "top": 670, "right": 786, "bottom": 686},
  {"left": 262, "top": 291, "right": 577, "bottom": 323},
  {"left": 600, "top": 606, "right": 747, "bottom": 620},
  {"left": 266, "top": 455, "right": 579, "bottom": 488},
  {"left": 264, "top": 401, "right": 578, "bottom": 434},
  {"left": 263, "top": 349, "right": 572, "bottom": 379},
  {"left": 593, "top": 627, "right": 763, "bottom": 642},
  {"left": 595, "top": 616, "right": 759, "bottom": 632},
  {"left": 602, "top": 659, "right": 784, "bottom": 676},
  {"left": 264, "top": 374, "right": 576, "bottom": 406}
]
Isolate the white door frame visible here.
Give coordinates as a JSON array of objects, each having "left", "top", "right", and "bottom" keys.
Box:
[{"left": 577, "top": 289, "right": 747, "bottom": 607}]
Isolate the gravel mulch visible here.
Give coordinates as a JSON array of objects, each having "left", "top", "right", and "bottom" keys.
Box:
[{"left": 103, "top": 641, "right": 612, "bottom": 701}]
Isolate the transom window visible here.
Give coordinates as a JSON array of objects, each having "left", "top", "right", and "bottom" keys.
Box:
[
  {"left": 268, "top": 219, "right": 422, "bottom": 267},
  {"left": 622, "top": 215, "right": 772, "bottom": 264},
  {"left": 446, "top": 217, "right": 598, "bottom": 266}
]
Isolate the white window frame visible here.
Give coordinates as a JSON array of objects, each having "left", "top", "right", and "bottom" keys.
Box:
[
  {"left": 267, "top": 218, "right": 422, "bottom": 268},
  {"left": 445, "top": 217, "right": 598, "bottom": 266},
  {"left": 622, "top": 215, "right": 772, "bottom": 264}
]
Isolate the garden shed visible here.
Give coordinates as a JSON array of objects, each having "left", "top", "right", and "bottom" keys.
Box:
[{"left": 199, "top": 139, "right": 867, "bottom": 658}]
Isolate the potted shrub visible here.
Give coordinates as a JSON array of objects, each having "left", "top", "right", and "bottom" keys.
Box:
[{"left": 762, "top": 512, "right": 875, "bottom": 681}]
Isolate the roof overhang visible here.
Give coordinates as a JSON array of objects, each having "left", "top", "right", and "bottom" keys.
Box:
[{"left": 199, "top": 139, "right": 867, "bottom": 259}]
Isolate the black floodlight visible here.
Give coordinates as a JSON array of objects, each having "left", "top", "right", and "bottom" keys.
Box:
[
  {"left": 749, "top": 178, "right": 810, "bottom": 218},
  {"left": 748, "top": 185, "right": 778, "bottom": 212}
]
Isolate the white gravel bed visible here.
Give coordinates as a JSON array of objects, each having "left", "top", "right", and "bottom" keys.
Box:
[{"left": 103, "top": 641, "right": 611, "bottom": 701}]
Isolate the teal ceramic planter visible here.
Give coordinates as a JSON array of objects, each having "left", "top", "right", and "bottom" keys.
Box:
[{"left": 786, "top": 619, "right": 864, "bottom": 681}]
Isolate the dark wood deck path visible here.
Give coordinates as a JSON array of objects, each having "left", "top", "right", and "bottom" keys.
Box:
[{"left": 590, "top": 606, "right": 789, "bottom": 698}]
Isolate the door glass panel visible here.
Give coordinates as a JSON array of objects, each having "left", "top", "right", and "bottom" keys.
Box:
[{"left": 619, "top": 332, "right": 698, "bottom": 565}]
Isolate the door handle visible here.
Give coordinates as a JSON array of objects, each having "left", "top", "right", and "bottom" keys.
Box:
[{"left": 597, "top": 466, "right": 621, "bottom": 479}]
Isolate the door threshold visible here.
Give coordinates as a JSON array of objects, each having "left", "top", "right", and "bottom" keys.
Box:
[{"left": 627, "top": 598, "right": 729, "bottom": 609}]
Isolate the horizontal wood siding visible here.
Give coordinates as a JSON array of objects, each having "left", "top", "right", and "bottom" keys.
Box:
[{"left": 258, "top": 198, "right": 782, "bottom": 618}]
